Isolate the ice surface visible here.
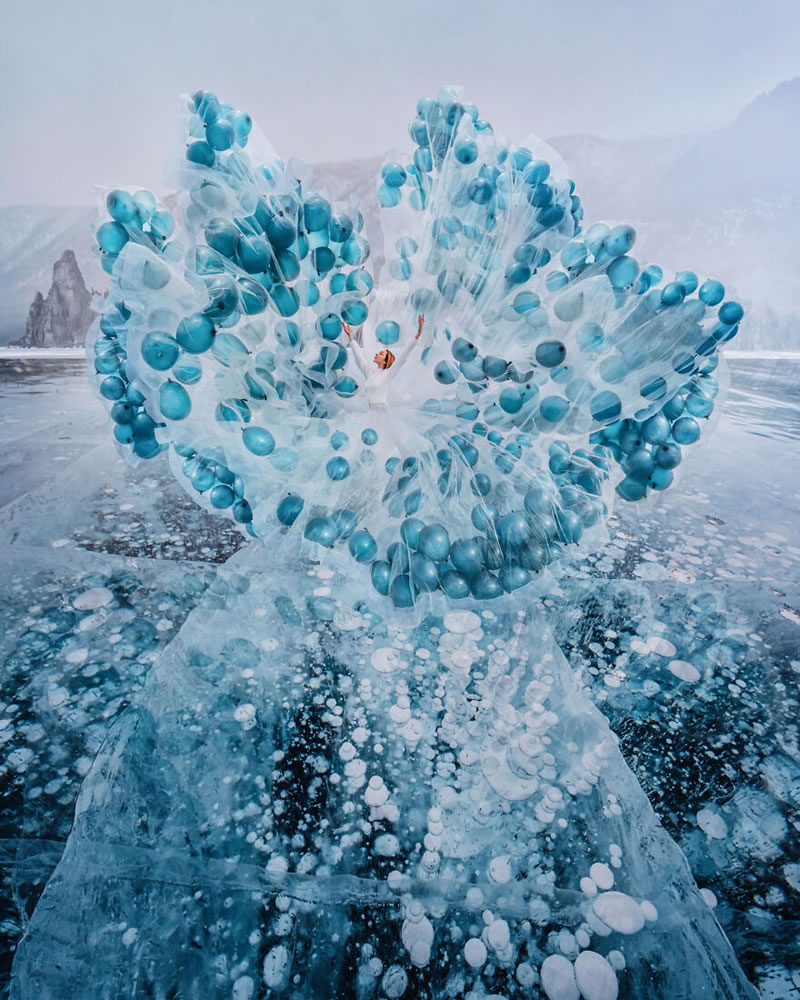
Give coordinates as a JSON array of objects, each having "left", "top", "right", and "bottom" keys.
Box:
[
  {"left": 2, "top": 357, "right": 798, "bottom": 995},
  {"left": 10, "top": 549, "right": 756, "bottom": 998}
]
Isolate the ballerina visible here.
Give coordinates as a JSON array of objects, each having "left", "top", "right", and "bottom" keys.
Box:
[{"left": 342, "top": 314, "right": 425, "bottom": 407}]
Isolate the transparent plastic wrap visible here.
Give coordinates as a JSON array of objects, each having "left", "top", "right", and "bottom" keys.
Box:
[{"left": 86, "top": 86, "right": 743, "bottom": 614}]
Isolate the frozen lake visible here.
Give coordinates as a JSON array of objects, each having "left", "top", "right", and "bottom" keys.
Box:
[{"left": 0, "top": 354, "right": 798, "bottom": 997}]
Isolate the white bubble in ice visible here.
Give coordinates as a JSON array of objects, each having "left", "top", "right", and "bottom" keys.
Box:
[
  {"left": 464, "top": 937, "right": 487, "bottom": 968},
  {"left": 541, "top": 953, "right": 579, "bottom": 1000},
  {"left": 607, "top": 950, "right": 626, "bottom": 971},
  {"left": 372, "top": 647, "right": 403, "bottom": 673},
  {"left": 640, "top": 900, "right": 658, "bottom": 922},
  {"left": 700, "top": 888, "right": 718, "bottom": 908},
  {"left": 233, "top": 976, "right": 255, "bottom": 1000},
  {"left": 382, "top": 964, "right": 408, "bottom": 998},
  {"left": 374, "top": 833, "right": 400, "bottom": 856},
  {"left": 487, "top": 918, "right": 510, "bottom": 952},
  {"left": 580, "top": 877, "right": 598, "bottom": 896},
  {"left": 73, "top": 587, "right": 113, "bottom": 611},
  {"left": 668, "top": 659, "right": 701, "bottom": 682},
  {"left": 589, "top": 863, "right": 614, "bottom": 890},
  {"left": 592, "top": 892, "right": 646, "bottom": 935},
  {"left": 647, "top": 635, "right": 677, "bottom": 657},
  {"left": 697, "top": 807, "right": 728, "bottom": 839},
  {"left": 488, "top": 855, "right": 513, "bottom": 884},
  {"left": 573, "top": 950, "right": 619, "bottom": 1000},
  {"left": 263, "top": 945, "right": 290, "bottom": 988},
  {"left": 443, "top": 610, "right": 481, "bottom": 634}
]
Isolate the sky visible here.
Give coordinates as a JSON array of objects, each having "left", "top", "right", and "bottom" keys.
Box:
[{"left": 2, "top": 0, "right": 799, "bottom": 206}]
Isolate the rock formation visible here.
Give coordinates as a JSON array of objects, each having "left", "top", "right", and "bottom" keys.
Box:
[{"left": 14, "top": 249, "right": 94, "bottom": 348}]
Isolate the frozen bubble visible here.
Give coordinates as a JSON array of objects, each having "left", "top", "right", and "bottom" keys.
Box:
[
  {"left": 609, "top": 843, "right": 622, "bottom": 858},
  {"left": 372, "top": 647, "right": 403, "bottom": 673},
  {"left": 487, "top": 918, "right": 510, "bottom": 951},
  {"left": 263, "top": 945, "right": 290, "bottom": 988},
  {"left": 784, "top": 863, "right": 800, "bottom": 892},
  {"left": 121, "top": 927, "right": 138, "bottom": 947},
  {"left": 516, "top": 961, "right": 537, "bottom": 987},
  {"left": 365, "top": 775, "right": 389, "bottom": 806},
  {"left": 382, "top": 965, "right": 408, "bottom": 998},
  {"left": 700, "top": 887, "right": 718, "bottom": 908},
  {"left": 589, "top": 863, "right": 614, "bottom": 890},
  {"left": 647, "top": 635, "right": 677, "bottom": 657},
  {"left": 234, "top": 703, "right": 256, "bottom": 729},
  {"left": 541, "top": 953, "right": 579, "bottom": 1000},
  {"left": 580, "top": 877, "right": 598, "bottom": 896},
  {"left": 338, "top": 741, "right": 357, "bottom": 761},
  {"left": 668, "top": 660, "right": 700, "bottom": 682},
  {"left": 592, "top": 892, "right": 645, "bottom": 935},
  {"left": 573, "top": 950, "right": 618, "bottom": 1000},
  {"left": 639, "top": 900, "right": 658, "bottom": 922},
  {"left": 233, "top": 976, "right": 255, "bottom": 1000},
  {"left": 65, "top": 648, "right": 88, "bottom": 665},
  {"left": 607, "top": 951, "right": 626, "bottom": 971},
  {"left": 73, "top": 587, "right": 113, "bottom": 611},
  {"left": 374, "top": 833, "right": 399, "bottom": 857},
  {"left": 630, "top": 638, "right": 650, "bottom": 655},
  {"left": 697, "top": 807, "right": 728, "bottom": 839},
  {"left": 443, "top": 610, "right": 481, "bottom": 633},
  {"left": 488, "top": 855, "right": 513, "bottom": 884},
  {"left": 464, "top": 937, "right": 487, "bottom": 968}
]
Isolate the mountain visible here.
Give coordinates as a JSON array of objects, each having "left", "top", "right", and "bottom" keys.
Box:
[
  {"left": 0, "top": 205, "right": 98, "bottom": 344},
  {"left": 13, "top": 249, "right": 95, "bottom": 348}
]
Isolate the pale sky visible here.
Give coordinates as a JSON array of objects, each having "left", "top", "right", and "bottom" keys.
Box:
[{"left": 3, "top": 0, "right": 799, "bottom": 206}]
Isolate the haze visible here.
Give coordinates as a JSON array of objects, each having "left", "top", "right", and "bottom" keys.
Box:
[{"left": 2, "top": 0, "right": 799, "bottom": 206}]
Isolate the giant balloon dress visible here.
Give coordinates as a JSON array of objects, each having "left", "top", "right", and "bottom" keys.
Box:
[{"left": 11, "top": 89, "right": 756, "bottom": 998}]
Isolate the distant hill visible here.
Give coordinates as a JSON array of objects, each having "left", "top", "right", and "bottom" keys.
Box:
[{"left": 1, "top": 79, "right": 797, "bottom": 350}]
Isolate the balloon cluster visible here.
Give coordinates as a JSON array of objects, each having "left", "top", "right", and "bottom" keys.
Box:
[{"left": 87, "top": 87, "right": 742, "bottom": 607}]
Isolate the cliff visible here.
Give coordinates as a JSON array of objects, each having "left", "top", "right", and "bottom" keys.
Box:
[{"left": 14, "top": 249, "right": 95, "bottom": 348}]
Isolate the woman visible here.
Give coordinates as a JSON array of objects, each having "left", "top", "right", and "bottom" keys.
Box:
[{"left": 342, "top": 314, "right": 425, "bottom": 407}]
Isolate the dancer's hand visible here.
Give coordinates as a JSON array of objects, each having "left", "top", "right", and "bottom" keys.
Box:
[
  {"left": 417, "top": 314, "right": 425, "bottom": 339},
  {"left": 343, "top": 322, "right": 353, "bottom": 342}
]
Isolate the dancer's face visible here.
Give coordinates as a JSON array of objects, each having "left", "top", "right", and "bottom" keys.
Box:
[{"left": 374, "top": 349, "right": 396, "bottom": 369}]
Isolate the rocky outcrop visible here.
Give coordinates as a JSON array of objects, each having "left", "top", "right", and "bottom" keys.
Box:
[{"left": 14, "top": 249, "right": 95, "bottom": 348}]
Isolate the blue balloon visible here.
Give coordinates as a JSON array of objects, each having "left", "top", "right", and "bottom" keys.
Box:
[{"left": 159, "top": 381, "right": 191, "bottom": 420}]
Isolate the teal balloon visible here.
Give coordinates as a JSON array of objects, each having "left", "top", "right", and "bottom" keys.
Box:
[
  {"left": 719, "top": 301, "right": 743, "bottom": 325},
  {"left": 187, "top": 141, "right": 216, "bottom": 166},
  {"left": 277, "top": 494, "right": 304, "bottom": 526},
  {"left": 97, "top": 222, "right": 128, "bottom": 253},
  {"left": 106, "top": 190, "right": 136, "bottom": 223},
  {"left": 699, "top": 279, "right": 724, "bottom": 306},
  {"left": 326, "top": 456, "right": 350, "bottom": 481},
  {"left": 176, "top": 314, "right": 215, "bottom": 354},
  {"left": 371, "top": 560, "right": 391, "bottom": 595},
  {"left": 206, "top": 119, "right": 234, "bottom": 151},
  {"left": 242, "top": 426, "right": 275, "bottom": 456},
  {"left": 672, "top": 416, "right": 700, "bottom": 444},
  {"left": 390, "top": 574, "right": 416, "bottom": 608},
  {"left": 210, "top": 484, "right": 235, "bottom": 508},
  {"left": 418, "top": 524, "right": 450, "bottom": 560},
  {"left": 142, "top": 331, "right": 180, "bottom": 370},
  {"left": 304, "top": 517, "right": 337, "bottom": 546},
  {"left": 376, "top": 321, "right": 400, "bottom": 345},
  {"left": 159, "top": 381, "right": 191, "bottom": 420},
  {"left": 441, "top": 570, "right": 470, "bottom": 598},
  {"left": 348, "top": 529, "right": 377, "bottom": 562}
]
